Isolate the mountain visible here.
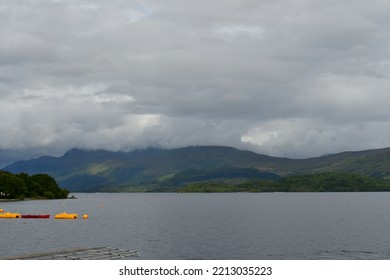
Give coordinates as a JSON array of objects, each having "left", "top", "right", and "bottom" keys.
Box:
[
  {"left": 2, "top": 146, "right": 390, "bottom": 192},
  {"left": 0, "top": 149, "right": 44, "bottom": 168}
]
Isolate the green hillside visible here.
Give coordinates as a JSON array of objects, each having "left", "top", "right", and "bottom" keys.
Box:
[
  {"left": 3, "top": 146, "right": 390, "bottom": 192},
  {"left": 180, "top": 172, "right": 390, "bottom": 193}
]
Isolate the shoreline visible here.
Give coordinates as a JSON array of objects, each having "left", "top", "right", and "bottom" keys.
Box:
[
  {"left": 0, "top": 199, "right": 23, "bottom": 202},
  {"left": 0, "top": 196, "right": 77, "bottom": 202}
]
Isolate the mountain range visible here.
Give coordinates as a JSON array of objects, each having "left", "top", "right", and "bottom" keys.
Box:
[{"left": 2, "top": 146, "right": 390, "bottom": 192}]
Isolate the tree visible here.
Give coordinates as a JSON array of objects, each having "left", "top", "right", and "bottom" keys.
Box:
[
  {"left": 0, "top": 171, "right": 27, "bottom": 199},
  {"left": 0, "top": 171, "right": 69, "bottom": 199}
]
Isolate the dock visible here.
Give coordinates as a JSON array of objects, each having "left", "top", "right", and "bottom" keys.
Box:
[{"left": 7, "top": 246, "right": 140, "bottom": 260}]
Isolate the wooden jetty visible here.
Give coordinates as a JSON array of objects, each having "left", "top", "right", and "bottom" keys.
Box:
[{"left": 7, "top": 247, "right": 140, "bottom": 260}]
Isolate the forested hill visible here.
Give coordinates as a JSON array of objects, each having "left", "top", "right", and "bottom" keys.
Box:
[
  {"left": 0, "top": 171, "right": 69, "bottom": 199},
  {"left": 3, "top": 146, "right": 390, "bottom": 192},
  {"left": 180, "top": 172, "right": 390, "bottom": 193}
]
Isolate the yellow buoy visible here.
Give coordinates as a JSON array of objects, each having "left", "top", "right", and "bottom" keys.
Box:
[
  {"left": 0, "top": 208, "right": 4, "bottom": 213},
  {"left": 83, "top": 214, "right": 89, "bottom": 219},
  {"left": 54, "top": 212, "right": 78, "bottom": 219},
  {"left": 0, "top": 212, "right": 21, "bottom": 218}
]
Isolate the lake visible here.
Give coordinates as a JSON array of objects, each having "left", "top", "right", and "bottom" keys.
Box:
[{"left": 1, "top": 192, "right": 390, "bottom": 259}]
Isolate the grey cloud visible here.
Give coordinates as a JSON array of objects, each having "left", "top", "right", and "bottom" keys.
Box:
[{"left": 1, "top": 0, "right": 390, "bottom": 160}]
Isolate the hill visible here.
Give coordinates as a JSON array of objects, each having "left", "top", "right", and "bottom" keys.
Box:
[
  {"left": 2, "top": 146, "right": 390, "bottom": 192},
  {"left": 180, "top": 172, "right": 390, "bottom": 193},
  {"left": 0, "top": 171, "right": 69, "bottom": 199}
]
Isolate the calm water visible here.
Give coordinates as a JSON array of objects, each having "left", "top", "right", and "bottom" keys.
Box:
[{"left": 1, "top": 192, "right": 390, "bottom": 259}]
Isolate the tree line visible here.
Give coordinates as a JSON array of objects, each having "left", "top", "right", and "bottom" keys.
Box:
[
  {"left": 179, "top": 172, "right": 390, "bottom": 193},
  {"left": 0, "top": 171, "right": 69, "bottom": 199}
]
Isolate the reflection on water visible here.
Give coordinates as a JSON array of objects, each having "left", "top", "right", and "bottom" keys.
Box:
[{"left": 1, "top": 192, "right": 390, "bottom": 259}]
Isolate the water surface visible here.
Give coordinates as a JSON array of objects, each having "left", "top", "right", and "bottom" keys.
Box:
[{"left": 1, "top": 192, "right": 390, "bottom": 259}]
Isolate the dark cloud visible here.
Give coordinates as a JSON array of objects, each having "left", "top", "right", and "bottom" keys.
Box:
[{"left": 1, "top": 0, "right": 390, "bottom": 162}]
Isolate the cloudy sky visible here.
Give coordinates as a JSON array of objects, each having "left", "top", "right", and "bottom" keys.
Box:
[{"left": 1, "top": 0, "right": 390, "bottom": 164}]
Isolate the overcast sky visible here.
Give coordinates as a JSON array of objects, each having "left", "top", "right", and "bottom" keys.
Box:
[{"left": 1, "top": 0, "right": 390, "bottom": 162}]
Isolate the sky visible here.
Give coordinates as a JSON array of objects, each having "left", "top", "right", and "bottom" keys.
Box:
[{"left": 1, "top": 0, "right": 390, "bottom": 165}]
